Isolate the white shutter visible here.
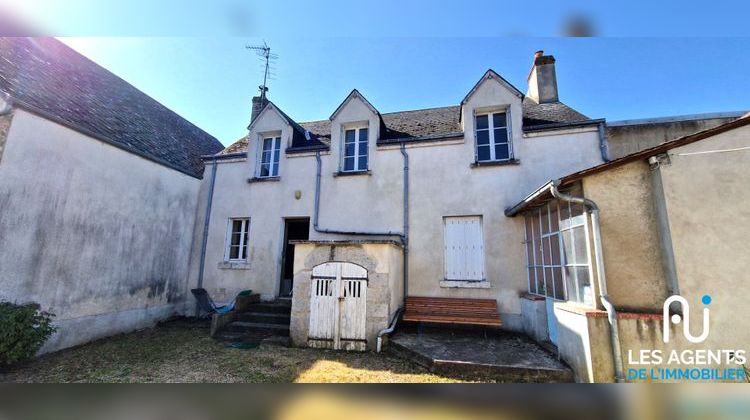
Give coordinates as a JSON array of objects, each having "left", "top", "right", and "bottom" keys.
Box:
[{"left": 444, "top": 216, "right": 485, "bottom": 281}]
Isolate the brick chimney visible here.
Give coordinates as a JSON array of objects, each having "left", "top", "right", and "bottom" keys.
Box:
[
  {"left": 527, "top": 50, "right": 559, "bottom": 104},
  {"left": 250, "top": 95, "right": 268, "bottom": 123}
]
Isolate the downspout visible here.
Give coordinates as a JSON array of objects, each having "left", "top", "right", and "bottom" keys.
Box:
[
  {"left": 313, "top": 151, "right": 403, "bottom": 238},
  {"left": 375, "top": 143, "right": 410, "bottom": 352},
  {"left": 195, "top": 158, "right": 218, "bottom": 315},
  {"left": 648, "top": 154, "right": 680, "bottom": 298},
  {"left": 550, "top": 181, "right": 625, "bottom": 383},
  {"left": 598, "top": 121, "right": 610, "bottom": 162}
]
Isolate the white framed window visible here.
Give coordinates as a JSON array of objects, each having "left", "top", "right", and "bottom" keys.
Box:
[
  {"left": 524, "top": 189, "right": 594, "bottom": 305},
  {"left": 475, "top": 111, "right": 511, "bottom": 162},
  {"left": 343, "top": 126, "right": 368, "bottom": 172},
  {"left": 259, "top": 136, "right": 281, "bottom": 177},
  {"left": 225, "top": 218, "right": 250, "bottom": 261},
  {"left": 443, "top": 216, "right": 485, "bottom": 281}
]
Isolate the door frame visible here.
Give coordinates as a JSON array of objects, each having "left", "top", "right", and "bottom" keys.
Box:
[{"left": 278, "top": 217, "right": 310, "bottom": 297}]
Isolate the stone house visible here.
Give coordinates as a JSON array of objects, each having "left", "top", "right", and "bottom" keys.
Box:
[
  {"left": 0, "top": 38, "right": 224, "bottom": 352},
  {"left": 192, "top": 51, "right": 609, "bottom": 352}
]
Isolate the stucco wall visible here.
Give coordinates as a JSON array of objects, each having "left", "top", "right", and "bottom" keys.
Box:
[
  {"left": 197, "top": 76, "right": 604, "bottom": 329},
  {"left": 606, "top": 116, "right": 740, "bottom": 159},
  {"left": 661, "top": 125, "right": 750, "bottom": 353},
  {"left": 582, "top": 161, "right": 669, "bottom": 311},
  {"left": 0, "top": 109, "right": 201, "bottom": 352}
]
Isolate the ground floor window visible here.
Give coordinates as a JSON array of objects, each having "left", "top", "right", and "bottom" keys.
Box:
[
  {"left": 225, "top": 218, "right": 250, "bottom": 261},
  {"left": 524, "top": 190, "right": 594, "bottom": 305},
  {"left": 443, "top": 216, "right": 485, "bottom": 281}
]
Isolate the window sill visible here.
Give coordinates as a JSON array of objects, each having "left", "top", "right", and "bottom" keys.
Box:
[
  {"left": 247, "top": 176, "right": 280, "bottom": 183},
  {"left": 333, "top": 170, "right": 371, "bottom": 177},
  {"left": 217, "top": 261, "right": 252, "bottom": 270},
  {"left": 470, "top": 159, "right": 520, "bottom": 168},
  {"left": 440, "top": 280, "right": 491, "bottom": 289}
]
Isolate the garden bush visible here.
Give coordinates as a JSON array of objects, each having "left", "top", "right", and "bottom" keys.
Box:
[{"left": 0, "top": 301, "right": 56, "bottom": 366}]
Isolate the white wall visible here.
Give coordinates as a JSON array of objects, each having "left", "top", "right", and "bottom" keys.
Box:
[
  {"left": 197, "top": 76, "right": 603, "bottom": 327},
  {"left": 0, "top": 109, "right": 202, "bottom": 352}
]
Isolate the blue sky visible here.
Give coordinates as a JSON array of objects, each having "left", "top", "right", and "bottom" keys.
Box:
[
  {"left": 3, "top": 1, "right": 748, "bottom": 145},
  {"left": 59, "top": 37, "right": 749, "bottom": 145}
]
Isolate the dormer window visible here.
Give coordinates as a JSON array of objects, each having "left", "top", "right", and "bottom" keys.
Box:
[
  {"left": 475, "top": 111, "right": 511, "bottom": 162},
  {"left": 259, "top": 136, "right": 281, "bottom": 177},
  {"left": 343, "top": 126, "right": 368, "bottom": 172}
]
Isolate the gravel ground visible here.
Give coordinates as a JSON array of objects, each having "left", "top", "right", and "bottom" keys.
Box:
[{"left": 0, "top": 319, "right": 467, "bottom": 383}]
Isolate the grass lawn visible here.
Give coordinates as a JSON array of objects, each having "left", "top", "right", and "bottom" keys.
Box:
[{"left": 0, "top": 319, "right": 467, "bottom": 383}]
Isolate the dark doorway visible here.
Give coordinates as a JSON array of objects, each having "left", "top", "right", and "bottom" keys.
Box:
[{"left": 280, "top": 218, "right": 310, "bottom": 297}]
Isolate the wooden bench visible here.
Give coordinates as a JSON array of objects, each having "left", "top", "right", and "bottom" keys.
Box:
[{"left": 402, "top": 296, "right": 502, "bottom": 327}]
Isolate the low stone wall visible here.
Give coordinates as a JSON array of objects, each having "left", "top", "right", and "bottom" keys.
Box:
[
  {"left": 290, "top": 241, "right": 403, "bottom": 351},
  {"left": 520, "top": 293, "right": 548, "bottom": 344}
]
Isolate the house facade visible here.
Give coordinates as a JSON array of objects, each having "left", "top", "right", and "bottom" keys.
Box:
[{"left": 192, "top": 51, "right": 608, "bottom": 352}]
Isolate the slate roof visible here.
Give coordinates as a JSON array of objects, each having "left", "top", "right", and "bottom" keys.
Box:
[
  {"left": 0, "top": 37, "right": 223, "bottom": 177},
  {"left": 221, "top": 99, "right": 589, "bottom": 155}
]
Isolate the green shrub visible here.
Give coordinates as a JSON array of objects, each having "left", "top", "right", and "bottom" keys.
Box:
[{"left": 0, "top": 301, "right": 56, "bottom": 366}]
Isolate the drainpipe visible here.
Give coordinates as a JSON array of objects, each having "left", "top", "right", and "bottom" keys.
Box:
[
  {"left": 598, "top": 121, "right": 610, "bottom": 162},
  {"left": 195, "top": 158, "right": 218, "bottom": 315},
  {"left": 648, "top": 154, "right": 680, "bottom": 299},
  {"left": 550, "top": 181, "right": 625, "bottom": 383},
  {"left": 400, "top": 142, "right": 409, "bottom": 297},
  {"left": 313, "top": 151, "right": 403, "bottom": 239},
  {"left": 377, "top": 307, "right": 403, "bottom": 353}
]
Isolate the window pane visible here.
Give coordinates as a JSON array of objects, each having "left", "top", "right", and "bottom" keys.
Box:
[
  {"left": 541, "top": 207, "right": 550, "bottom": 234},
  {"left": 273, "top": 137, "right": 281, "bottom": 152},
  {"left": 562, "top": 229, "right": 574, "bottom": 265},
  {"left": 359, "top": 128, "right": 368, "bottom": 142},
  {"left": 560, "top": 202, "right": 571, "bottom": 230},
  {"left": 576, "top": 267, "right": 593, "bottom": 304},
  {"left": 477, "top": 145, "right": 491, "bottom": 161},
  {"left": 492, "top": 112, "right": 507, "bottom": 128},
  {"left": 493, "top": 127, "right": 508, "bottom": 143},
  {"left": 261, "top": 151, "right": 271, "bottom": 165},
  {"left": 344, "top": 142, "right": 355, "bottom": 158},
  {"left": 525, "top": 216, "right": 534, "bottom": 266},
  {"left": 271, "top": 162, "right": 279, "bottom": 177},
  {"left": 565, "top": 265, "right": 577, "bottom": 302},
  {"left": 494, "top": 143, "right": 510, "bottom": 160},
  {"left": 232, "top": 220, "right": 243, "bottom": 234},
  {"left": 273, "top": 149, "right": 280, "bottom": 164},
  {"left": 475, "top": 114, "right": 488, "bottom": 130},
  {"left": 542, "top": 237, "right": 551, "bottom": 265},
  {"left": 573, "top": 226, "right": 588, "bottom": 264},
  {"left": 345, "top": 129, "right": 356, "bottom": 143},
  {"left": 476, "top": 130, "right": 490, "bottom": 145},
  {"left": 552, "top": 267, "right": 565, "bottom": 300},
  {"left": 550, "top": 204, "right": 559, "bottom": 232},
  {"left": 549, "top": 233, "right": 561, "bottom": 265},
  {"left": 344, "top": 157, "right": 355, "bottom": 171},
  {"left": 260, "top": 164, "right": 269, "bottom": 177},
  {"left": 535, "top": 268, "right": 545, "bottom": 295},
  {"left": 358, "top": 155, "right": 368, "bottom": 170},
  {"left": 544, "top": 267, "right": 554, "bottom": 298},
  {"left": 229, "top": 246, "right": 239, "bottom": 260}
]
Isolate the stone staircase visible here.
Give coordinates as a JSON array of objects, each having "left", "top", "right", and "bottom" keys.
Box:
[{"left": 214, "top": 299, "right": 291, "bottom": 345}]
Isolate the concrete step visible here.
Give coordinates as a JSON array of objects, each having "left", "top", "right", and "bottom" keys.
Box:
[
  {"left": 236, "top": 312, "right": 291, "bottom": 325},
  {"left": 223, "top": 321, "right": 290, "bottom": 336}
]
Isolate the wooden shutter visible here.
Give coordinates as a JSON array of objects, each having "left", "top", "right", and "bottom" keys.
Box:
[{"left": 444, "top": 216, "right": 485, "bottom": 281}]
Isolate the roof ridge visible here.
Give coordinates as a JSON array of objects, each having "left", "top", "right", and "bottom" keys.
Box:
[{"left": 297, "top": 104, "right": 460, "bottom": 126}]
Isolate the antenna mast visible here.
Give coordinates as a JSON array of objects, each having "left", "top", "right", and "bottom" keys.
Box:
[{"left": 246, "top": 41, "right": 278, "bottom": 101}]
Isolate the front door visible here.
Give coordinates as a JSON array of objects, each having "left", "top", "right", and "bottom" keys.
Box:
[
  {"left": 308, "top": 262, "right": 368, "bottom": 351},
  {"left": 280, "top": 218, "right": 310, "bottom": 297}
]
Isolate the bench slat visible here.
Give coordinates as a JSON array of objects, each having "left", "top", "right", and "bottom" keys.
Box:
[{"left": 403, "top": 296, "right": 502, "bottom": 327}]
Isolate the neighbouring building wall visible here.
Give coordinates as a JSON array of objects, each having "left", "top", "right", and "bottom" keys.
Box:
[
  {"left": 582, "top": 160, "right": 669, "bottom": 312},
  {"left": 0, "top": 97, "right": 12, "bottom": 164},
  {"left": 606, "top": 115, "right": 741, "bottom": 160},
  {"left": 0, "top": 109, "right": 202, "bottom": 352},
  {"left": 660, "top": 125, "right": 750, "bottom": 353}
]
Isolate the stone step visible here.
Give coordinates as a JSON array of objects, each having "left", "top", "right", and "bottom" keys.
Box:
[
  {"left": 245, "top": 302, "right": 292, "bottom": 315},
  {"left": 223, "top": 321, "right": 290, "bottom": 336},
  {"left": 236, "top": 312, "right": 291, "bottom": 325}
]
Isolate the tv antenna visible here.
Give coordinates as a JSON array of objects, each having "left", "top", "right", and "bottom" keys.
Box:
[{"left": 246, "top": 41, "right": 278, "bottom": 101}]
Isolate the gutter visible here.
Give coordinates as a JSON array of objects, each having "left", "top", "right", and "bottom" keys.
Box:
[
  {"left": 523, "top": 118, "right": 605, "bottom": 133},
  {"left": 195, "top": 157, "right": 218, "bottom": 315},
  {"left": 550, "top": 181, "right": 625, "bottom": 383}
]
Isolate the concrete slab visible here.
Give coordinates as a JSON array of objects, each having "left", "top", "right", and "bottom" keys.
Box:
[{"left": 390, "top": 328, "right": 573, "bottom": 383}]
